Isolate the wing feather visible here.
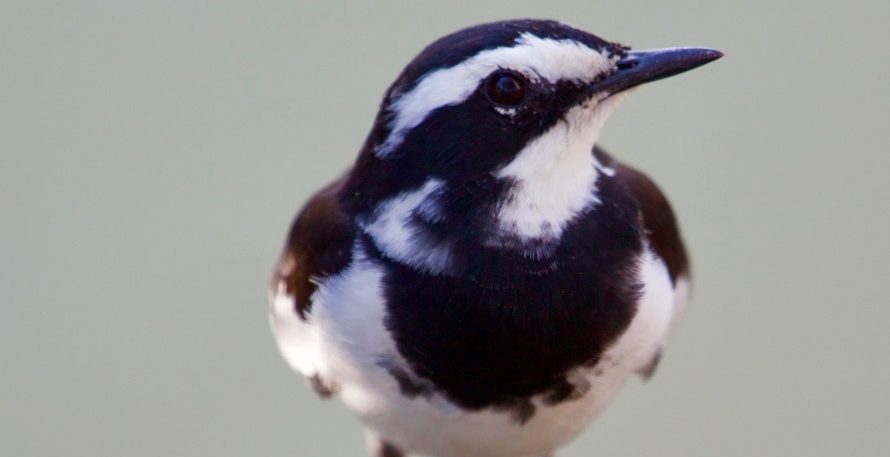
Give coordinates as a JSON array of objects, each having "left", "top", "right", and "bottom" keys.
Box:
[
  {"left": 271, "top": 174, "right": 356, "bottom": 320},
  {"left": 594, "top": 146, "right": 691, "bottom": 378},
  {"left": 595, "top": 146, "right": 690, "bottom": 283}
]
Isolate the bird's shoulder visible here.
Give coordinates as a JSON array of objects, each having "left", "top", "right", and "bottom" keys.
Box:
[
  {"left": 594, "top": 146, "right": 690, "bottom": 283},
  {"left": 272, "top": 173, "right": 357, "bottom": 320}
]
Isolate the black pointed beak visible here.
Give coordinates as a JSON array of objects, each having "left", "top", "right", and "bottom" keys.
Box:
[{"left": 585, "top": 47, "right": 723, "bottom": 99}]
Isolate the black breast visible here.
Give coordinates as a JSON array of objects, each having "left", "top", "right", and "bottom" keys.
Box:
[{"left": 369, "top": 175, "right": 644, "bottom": 411}]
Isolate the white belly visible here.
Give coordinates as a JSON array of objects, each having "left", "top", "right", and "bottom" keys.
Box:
[{"left": 270, "top": 244, "right": 677, "bottom": 457}]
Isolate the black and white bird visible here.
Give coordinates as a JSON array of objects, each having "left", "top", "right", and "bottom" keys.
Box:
[{"left": 270, "top": 19, "right": 720, "bottom": 457}]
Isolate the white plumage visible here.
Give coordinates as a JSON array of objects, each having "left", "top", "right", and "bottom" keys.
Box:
[{"left": 271, "top": 242, "right": 683, "bottom": 457}]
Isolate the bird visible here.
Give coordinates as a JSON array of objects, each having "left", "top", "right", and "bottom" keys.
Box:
[{"left": 269, "top": 19, "right": 721, "bottom": 457}]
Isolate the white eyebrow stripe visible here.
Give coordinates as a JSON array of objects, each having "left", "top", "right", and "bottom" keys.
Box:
[{"left": 375, "top": 33, "right": 617, "bottom": 158}]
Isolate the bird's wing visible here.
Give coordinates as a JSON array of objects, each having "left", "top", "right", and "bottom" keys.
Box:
[
  {"left": 269, "top": 173, "right": 356, "bottom": 396},
  {"left": 595, "top": 146, "right": 690, "bottom": 283},
  {"left": 271, "top": 173, "right": 356, "bottom": 319},
  {"left": 594, "top": 146, "right": 691, "bottom": 378}
]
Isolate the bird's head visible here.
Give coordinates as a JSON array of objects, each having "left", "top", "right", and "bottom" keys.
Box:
[{"left": 341, "top": 19, "right": 720, "bottom": 275}]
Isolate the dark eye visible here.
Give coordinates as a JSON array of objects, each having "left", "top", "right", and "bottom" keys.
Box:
[{"left": 486, "top": 72, "right": 526, "bottom": 106}]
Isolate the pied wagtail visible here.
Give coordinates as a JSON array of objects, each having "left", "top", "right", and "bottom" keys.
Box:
[{"left": 270, "top": 19, "right": 721, "bottom": 457}]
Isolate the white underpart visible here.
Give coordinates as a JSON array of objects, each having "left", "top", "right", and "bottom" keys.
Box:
[
  {"left": 493, "top": 91, "right": 630, "bottom": 242},
  {"left": 271, "top": 243, "right": 413, "bottom": 409},
  {"left": 361, "top": 179, "right": 456, "bottom": 275},
  {"left": 377, "top": 33, "right": 618, "bottom": 157},
  {"left": 270, "top": 279, "right": 323, "bottom": 378},
  {"left": 666, "top": 275, "right": 691, "bottom": 344},
  {"left": 605, "top": 249, "right": 676, "bottom": 374},
  {"left": 270, "top": 242, "right": 682, "bottom": 457}
]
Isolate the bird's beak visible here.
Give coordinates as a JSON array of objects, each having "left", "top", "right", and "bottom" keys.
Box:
[{"left": 583, "top": 47, "right": 723, "bottom": 100}]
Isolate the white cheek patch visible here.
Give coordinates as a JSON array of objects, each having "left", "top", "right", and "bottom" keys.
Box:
[
  {"left": 377, "top": 33, "right": 618, "bottom": 158},
  {"left": 492, "top": 92, "right": 628, "bottom": 245},
  {"left": 361, "top": 179, "right": 456, "bottom": 275}
]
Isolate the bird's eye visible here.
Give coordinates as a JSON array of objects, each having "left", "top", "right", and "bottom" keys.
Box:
[{"left": 486, "top": 72, "right": 526, "bottom": 106}]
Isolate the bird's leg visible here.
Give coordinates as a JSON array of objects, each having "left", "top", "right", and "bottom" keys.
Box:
[{"left": 365, "top": 430, "right": 405, "bottom": 457}]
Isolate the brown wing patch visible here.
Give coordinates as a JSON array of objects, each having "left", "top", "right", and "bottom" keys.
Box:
[
  {"left": 594, "top": 146, "right": 690, "bottom": 283},
  {"left": 273, "top": 174, "right": 356, "bottom": 319}
]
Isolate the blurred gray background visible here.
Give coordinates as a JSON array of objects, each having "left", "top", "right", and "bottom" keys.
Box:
[{"left": 2, "top": 1, "right": 888, "bottom": 456}]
